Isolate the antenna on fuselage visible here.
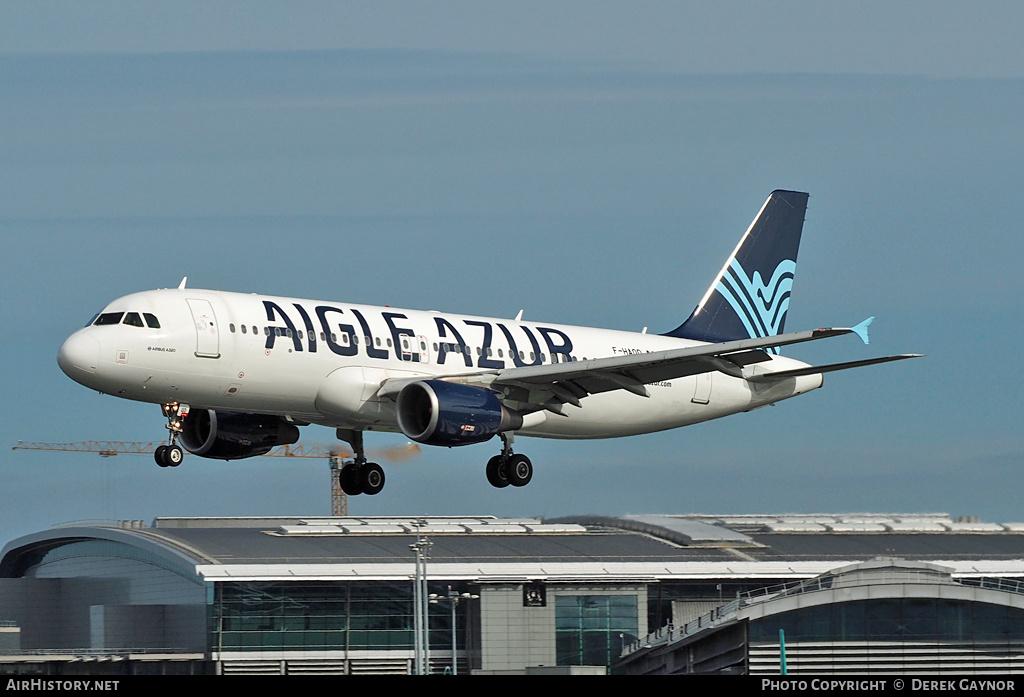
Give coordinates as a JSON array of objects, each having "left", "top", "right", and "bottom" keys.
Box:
[{"left": 178, "top": 277, "right": 187, "bottom": 290}]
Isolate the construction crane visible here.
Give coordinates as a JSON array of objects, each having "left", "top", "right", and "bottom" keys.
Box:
[{"left": 12, "top": 440, "right": 420, "bottom": 516}]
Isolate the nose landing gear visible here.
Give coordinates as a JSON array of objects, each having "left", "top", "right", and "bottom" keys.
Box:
[{"left": 155, "top": 402, "right": 188, "bottom": 468}]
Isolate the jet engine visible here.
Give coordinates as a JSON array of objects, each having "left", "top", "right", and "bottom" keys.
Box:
[
  {"left": 179, "top": 409, "right": 300, "bottom": 460},
  {"left": 396, "top": 380, "right": 523, "bottom": 446}
]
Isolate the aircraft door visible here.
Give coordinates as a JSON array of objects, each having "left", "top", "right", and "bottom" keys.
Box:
[
  {"left": 186, "top": 298, "right": 220, "bottom": 358},
  {"left": 398, "top": 334, "right": 431, "bottom": 363},
  {"left": 417, "top": 335, "right": 431, "bottom": 364}
]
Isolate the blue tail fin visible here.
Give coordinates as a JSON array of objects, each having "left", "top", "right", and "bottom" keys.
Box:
[{"left": 664, "top": 190, "right": 808, "bottom": 349}]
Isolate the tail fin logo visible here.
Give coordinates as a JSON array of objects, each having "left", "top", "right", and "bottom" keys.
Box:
[
  {"left": 716, "top": 258, "right": 796, "bottom": 352},
  {"left": 663, "top": 190, "right": 808, "bottom": 347}
]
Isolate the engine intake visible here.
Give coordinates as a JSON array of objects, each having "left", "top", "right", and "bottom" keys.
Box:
[
  {"left": 179, "top": 409, "right": 300, "bottom": 460},
  {"left": 396, "top": 380, "right": 522, "bottom": 446}
]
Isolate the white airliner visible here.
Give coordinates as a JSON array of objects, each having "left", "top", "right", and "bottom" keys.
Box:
[{"left": 57, "top": 191, "right": 918, "bottom": 496}]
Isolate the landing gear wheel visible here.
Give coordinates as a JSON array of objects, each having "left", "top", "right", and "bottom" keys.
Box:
[
  {"left": 155, "top": 444, "right": 184, "bottom": 467},
  {"left": 506, "top": 454, "right": 533, "bottom": 487},
  {"left": 339, "top": 464, "right": 364, "bottom": 496},
  {"left": 165, "top": 445, "right": 183, "bottom": 467},
  {"left": 359, "top": 462, "right": 385, "bottom": 496},
  {"left": 486, "top": 455, "right": 510, "bottom": 488},
  {"left": 333, "top": 430, "right": 386, "bottom": 496}
]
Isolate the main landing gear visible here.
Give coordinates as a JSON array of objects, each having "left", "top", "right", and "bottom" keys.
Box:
[
  {"left": 486, "top": 433, "right": 533, "bottom": 488},
  {"left": 155, "top": 402, "right": 187, "bottom": 468},
  {"left": 336, "top": 429, "right": 386, "bottom": 496}
]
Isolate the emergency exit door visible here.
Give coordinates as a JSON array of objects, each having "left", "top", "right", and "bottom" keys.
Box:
[{"left": 187, "top": 298, "right": 220, "bottom": 358}]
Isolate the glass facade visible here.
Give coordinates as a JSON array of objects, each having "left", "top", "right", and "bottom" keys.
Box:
[
  {"left": 555, "top": 595, "right": 638, "bottom": 667},
  {"left": 209, "top": 580, "right": 471, "bottom": 652},
  {"left": 749, "top": 599, "right": 1024, "bottom": 643}
]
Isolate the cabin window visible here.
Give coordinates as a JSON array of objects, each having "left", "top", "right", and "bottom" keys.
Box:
[
  {"left": 241, "top": 325, "right": 247, "bottom": 334},
  {"left": 228, "top": 323, "right": 235, "bottom": 333}
]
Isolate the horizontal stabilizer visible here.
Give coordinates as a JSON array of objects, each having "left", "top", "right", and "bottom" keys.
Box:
[{"left": 746, "top": 354, "right": 923, "bottom": 383}]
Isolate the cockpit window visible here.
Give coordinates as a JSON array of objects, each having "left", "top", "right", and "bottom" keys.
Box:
[
  {"left": 144, "top": 313, "right": 160, "bottom": 329},
  {"left": 123, "top": 312, "right": 144, "bottom": 327},
  {"left": 93, "top": 312, "right": 124, "bottom": 326},
  {"left": 84, "top": 313, "right": 99, "bottom": 328}
]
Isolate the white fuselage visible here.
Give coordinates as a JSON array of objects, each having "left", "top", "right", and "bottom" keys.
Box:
[{"left": 57, "top": 288, "right": 823, "bottom": 441}]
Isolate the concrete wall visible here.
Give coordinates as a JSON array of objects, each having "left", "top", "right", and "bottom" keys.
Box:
[
  {"left": 0, "top": 578, "right": 62, "bottom": 649},
  {"left": 479, "top": 584, "right": 556, "bottom": 671},
  {"left": 478, "top": 583, "right": 647, "bottom": 672}
]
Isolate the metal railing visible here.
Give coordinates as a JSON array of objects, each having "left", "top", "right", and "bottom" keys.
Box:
[
  {"left": 622, "top": 573, "right": 1024, "bottom": 657},
  {"left": 0, "top": 647, "right": 201, "bottom": 656}
]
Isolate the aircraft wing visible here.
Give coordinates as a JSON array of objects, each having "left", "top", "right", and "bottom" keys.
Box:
[{"left": 378, "top": 324, "right": 919, "bottom": 415}]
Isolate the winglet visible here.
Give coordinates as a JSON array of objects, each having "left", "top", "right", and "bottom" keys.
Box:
[
  {"left": 178, "top": 276, "right": 188, "bottom": 290},
  {"left": 851, "top": 316, "right": 874, "bottom": 345}
]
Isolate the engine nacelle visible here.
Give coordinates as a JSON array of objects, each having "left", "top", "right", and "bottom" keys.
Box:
[
  {"left": 396, "top": 380, "right": 523, "bottom": 447},
  {"left": 179, "top": 409, "right": 300, "bottom": 460}
]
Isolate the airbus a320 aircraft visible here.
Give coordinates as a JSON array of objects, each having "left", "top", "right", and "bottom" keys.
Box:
[{"left": 57, "top": 191, "right": 918, "bottom": 496}]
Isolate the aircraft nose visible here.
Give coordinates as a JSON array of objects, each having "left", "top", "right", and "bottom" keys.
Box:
[{"left": 57, "top": 331, "right": 100, "bottom": 378}]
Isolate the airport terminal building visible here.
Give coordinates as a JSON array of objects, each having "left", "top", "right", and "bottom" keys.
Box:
[{"left": 2, "top": 513, "right": 1024, "bottom": 675}]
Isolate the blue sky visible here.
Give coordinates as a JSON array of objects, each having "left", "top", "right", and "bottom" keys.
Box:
[{"left": 2, "top": 2, "right": 1023, "bottom": 543}]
